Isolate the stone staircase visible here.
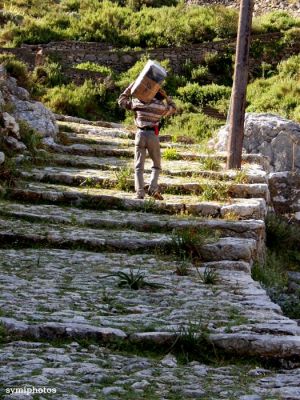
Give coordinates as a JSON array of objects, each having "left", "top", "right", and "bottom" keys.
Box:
[{"left": 0, "top": 120, "right": 300, "bottom": 399}]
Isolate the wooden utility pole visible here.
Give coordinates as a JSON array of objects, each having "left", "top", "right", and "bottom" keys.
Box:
[{"left": 227, "top": 0, "right": 254, "bottom": 169}]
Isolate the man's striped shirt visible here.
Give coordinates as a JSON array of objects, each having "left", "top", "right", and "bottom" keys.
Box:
[{"left": 118, "top": 86, "right": 176, "bottom": 128}]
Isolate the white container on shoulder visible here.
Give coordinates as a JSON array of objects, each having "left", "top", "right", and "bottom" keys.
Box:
[{"left": 130, "top": 60, "right": 167, "bottom": 103}]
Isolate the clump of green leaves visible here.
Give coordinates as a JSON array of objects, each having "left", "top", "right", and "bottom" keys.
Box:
[
  {"left": 108, "top": 269, "right": 164, "bottom": 290},
  {"left": 197, "top": 266, "right": 218, "bottom": 285},
  {"left": 0, "top": 53, "right": 30, "bottom": 88},
  {"left": 75, "top": 62, "right": 115, "bottom": 77},
  {"left": 201, "top": 157, "right": 222, "bottom": 171},
  {"left": 43, "top": 79, "right": 120, "bottom": 121},
  {"left": 199, "top": 181, "right": 229, "bottom": 202},
  {"left": 170, "top": 322, "right": 216, "bottom": 364},
  {"left": 32, "top": 59, "right": 65, "bottom": 88},
  {"left": 162, "top": 148, "right": 181, "bottom": 160},
  {"left": 18, "top": 121, "right": 42, "bottom": 155},
  {"left": 171, "top": 226, "right": 217, "bottom": 261},
  {"left": 114, "top": 166, "right": 133, "bottom": 191}
]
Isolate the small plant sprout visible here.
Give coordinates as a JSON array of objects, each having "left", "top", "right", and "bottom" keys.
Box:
[
  {"left": 162, "top": 148, "right": 181, "bottom": 160},
  {"left": 197, "top": 266, "right": 219, "bottom": 285},
  {"left": 101, "top": 269, "right": 164, "bottom": 290},
  {"left": 114, "top": 167, "right": 133, "bottom": 191},
  {"left": 171, "top": 226, "right": 218, "bottom": 261},
  {"left": 199, "top": 181, "right": 229, "bottom": 202},
  {"left": 175, "top": 259, "right": 190, "bottom": 276},
  {"left": 201, "top": 157, "right": 222, "bottom": 171},
  {"left": 234, "top": 169, "right": 249, "bottom": 184}
]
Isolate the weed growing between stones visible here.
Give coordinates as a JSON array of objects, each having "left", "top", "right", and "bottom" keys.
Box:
[
  {"left": 234, "top": 169, "right": 249, "bottom": 184},
  {"left": 0, "top": 157, "right": 18, "bottom": 188},
  {"left": 199, "top": 181, "right": 229, "bottom": 202},
  {"left": 196, "top": 266, "right": 219, "bottom": 285},
  {"left": 222, "top": 211, "right": 240, "bottom": 221},
  {"left": 101, "top": 269, "right": 165, "bottom": 290},
  {"left": 162, "top": 148, "right": 181, "bottom": 161},
  {"left": 224, "top": 307, "right": 249, "bottom": 333},
  {"left": 18, "top": 121, "right": 42, "bottom": 156},
  {"left": 169, "top": 322, "right": 218, "bottom": 364},
  {"left": 174, "top": 259, "right": 190, "bottom": 276},
  {"left": 114, "top": 166, "right": 133, "bottom": 192},
  {"left": 171, "top": 226, "right": 218, "bottom": 261},
  {"left": 201, "top": 157, "right": 222, "bottom": 171}
]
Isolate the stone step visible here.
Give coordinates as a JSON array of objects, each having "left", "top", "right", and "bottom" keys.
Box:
[
  {"left": 7, "top": 181, "right": 268, "bottom": 220},
  {"left": 0, "top": 217, "right": 258, "bottom": 262},
  {"left": 58, "top": 130, "right": 194, "bottom": 150},
  {"left": 19, "top": 167, "right": 270, "bottom": 200},
  {"left": 1, "top": 340, "right": 300, "bottom": 400},
  {"left": 0, "top": 248, "right": 296, "bottom": 341},
  {"left": 0, "top": 200, "right": 266, "bottom": 261},
  {"left": 0, "top": 200, "right": 265, "bottom": 244},
  {"left": 0, "top": 248, "right": 300, "bottom": 336},
  {"left": 43, "top": 137, "right": 270, "bottom": 167},
  {"left": 35, "top": 153, "right": 267, "bottom": 183}
]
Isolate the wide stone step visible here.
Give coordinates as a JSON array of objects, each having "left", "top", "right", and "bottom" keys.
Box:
[
  {"left": 19, "top": 167, "right": 269, "bottom": 200},
  {"left": 0, "top": 217, "right": 257, "bottom": 262},
  {"left": 0, "top": 249, "right": 300, "bottom": 361},
  {"left": 7, "top": 182, "right": 267, "bottom": 219},
  {"left": 43, "top": 138, "right": 270, "bottom": 166},
  {"left": 1, "top": 340, "right": 300, "bottom": 400},
  {"left": 0, "top": 200, "right": 265, "bottom": 242},
  {"left": 0, "top": 248, "right": 296, "bottom": 340},
  {"left": 58, "top": 130, "right": 194, "bottom": 150},
  {"left": 36, "top": 153, "right": 267, "bottom": 183}
]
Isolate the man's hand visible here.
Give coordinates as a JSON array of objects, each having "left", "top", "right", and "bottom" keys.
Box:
[
  {"left": 124, "top": 82, "right": 135, "bottom": 95},
  {"left": 158, "top": 88, "right": 167, "bottom": 98}
]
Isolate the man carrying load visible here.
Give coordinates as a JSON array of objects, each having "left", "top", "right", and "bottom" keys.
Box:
[{"left": 118, "top": 60, "right": 177, "bottom": 200}]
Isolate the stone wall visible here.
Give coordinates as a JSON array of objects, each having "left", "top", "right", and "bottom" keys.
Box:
[
  {"left": 269, "top": 171, "right": 300, "bottom": 216},
  {"left": 2, "top": 32, "right": 300, "bottom": 76}
]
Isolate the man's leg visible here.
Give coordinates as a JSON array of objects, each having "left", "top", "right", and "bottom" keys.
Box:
[
  {"left": 134, "top": 131, "right": 146, "bottom": 198},
  {"left": 147, "top": 133, "right": 162, "bottom": 195}
]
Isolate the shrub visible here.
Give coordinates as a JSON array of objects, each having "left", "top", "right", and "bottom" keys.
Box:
[
  {"left": 18, "top": 121, "right": 42, "bottom": 155},
  {"left": 282, "top": 27, "right": 300, "bottom": 46},
  {"left": 254, "top": 11, "right": 300, "bottom": 33},
  {"left": 0, "top": 53, "right": 30, "bottom": 88},
  {"left": 162, "top": 148, "right": 181, "bottom": 160},
  {"left": 171, "top": 226, "right": 217, "bottom": 260},
  {"left": 247, "top": 76, "right": 300, "bottom": 122},
  {"left": 177, "top": 83, "right": 231, "bottom": 108},
  {"left": 75, "top": 62, "right": 115, "bottom": 77},
  {"left": 277, "top": 54, "right": 300, "bottom": 79},
  {"left": 162, "top": 112, "right": 222, "bottom": 143},
  {"left": 43, "top": 80, "right": 120, "bottom": 121},
  {"left": 32, "top": 60, "right": 65, "bottom": 87}
]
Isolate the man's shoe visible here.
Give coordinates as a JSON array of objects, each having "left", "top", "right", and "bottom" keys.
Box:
[{"left": 149, "top": 191, "right": 164, "bottom": 201}]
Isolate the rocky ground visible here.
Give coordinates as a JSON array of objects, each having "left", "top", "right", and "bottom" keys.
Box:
[
  {"left": 0, "top": 117, "right": 299, "bottom": 399},
  {"left": 186, "top": 0, "right": 300, "bottom": 17}
]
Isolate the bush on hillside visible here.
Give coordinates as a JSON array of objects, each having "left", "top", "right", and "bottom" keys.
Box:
[
  {"left": 0, "top": 1, "right": 240, "bottom": 48},
  {"left": 0, "top": 53, "right": 30, "bottom": 88},
  {"left": 43, "top": 80, "right": 120, "bottom": 121},
  {"left": 32, "top": 60, "right": 65, "bottom": 87},
  {"left": 75, "top": 62, "right": 115, "bottom": 77},
  {"left": 247, "top": 55, "right": 300, "bottom": 122},
  {"left": 177, "top": 83, "right": 231, "bottom": 108},
  {"left": 253, "top": 11, "right": 300, "bottom": 33},
  {"left": 161, "top": 112, "right": 222, "bottom": 142}
]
